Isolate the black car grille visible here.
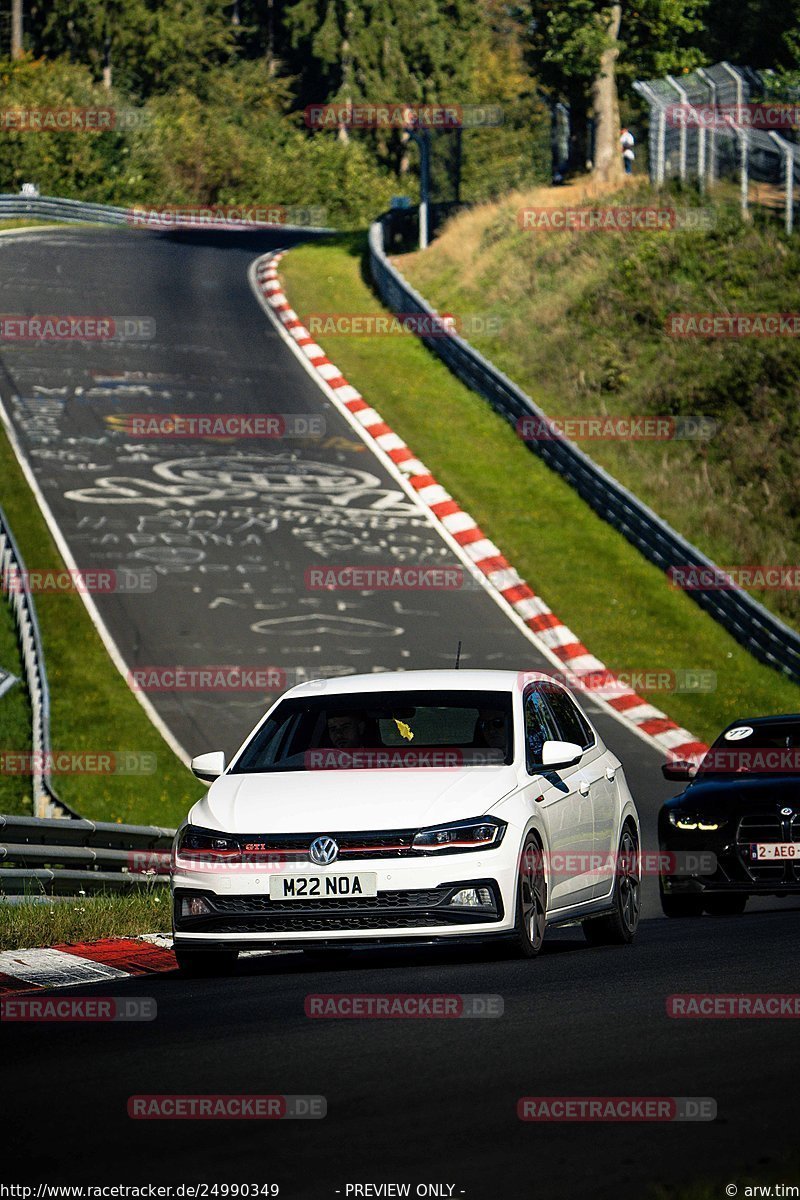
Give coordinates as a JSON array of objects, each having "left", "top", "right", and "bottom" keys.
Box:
[
  {"left": 736, "top": 813, "right": 800, "bottom": 884},
  {"left": 174, "top": 882, "right": 502, "bottom": 934},
  {"left": 212, "top": 888, "right": 445, "bottom": 914},
  {"left": 235, "top": 830, "right": 417, "bottom": 862}
]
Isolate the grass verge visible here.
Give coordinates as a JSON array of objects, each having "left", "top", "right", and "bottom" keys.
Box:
[
  {"left": 398, "top": 180, "right": 800, "bottom": 629},
  {"left": 0, "top": 887, "right": 170, "bottom": 950},
  {"left": 281, "top": 235, "right": 800, "bottom": 745},
  {"left": 0, "top": 427, "right": 197, "bottom": 826}
]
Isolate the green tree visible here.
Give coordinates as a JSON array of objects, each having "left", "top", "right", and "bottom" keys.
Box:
[{"left": 527, "top": 0, "right": 708, "bottom": 175}]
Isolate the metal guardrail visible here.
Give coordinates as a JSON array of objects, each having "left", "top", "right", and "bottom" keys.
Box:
[
  {"left": 0, "top": 505, "right": 79, "bottom": 819},
  {"left": 368, "top": 216, "right": 800, "bottom": 683},
  {"left": 0, "top": 814, "right": 174, "bottom": 894},
  {"left": 0, "top": 193, "right": 335, "bottom": 233}
]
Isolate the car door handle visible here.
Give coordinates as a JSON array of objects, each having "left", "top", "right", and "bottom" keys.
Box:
[
  {"left": 578, "top": 780, "right": 591, "bottom": 797},
  {"left": 606, "top": 767, "right": 616, "bottom": 782}
]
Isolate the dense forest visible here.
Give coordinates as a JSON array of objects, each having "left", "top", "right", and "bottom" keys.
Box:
[{"left": 1, "top": 1, "right": 799, "bottom": 224}]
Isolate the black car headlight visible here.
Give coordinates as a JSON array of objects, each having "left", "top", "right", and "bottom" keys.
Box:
[
  {"left": 174, "top": 825, "right": 241, "bottom": 869},
  {"left": 668, "top": 813, "right": 725, "bottom": 832},
  {"left": 411, "top": 817, "right": 506, "bottom": 853}
]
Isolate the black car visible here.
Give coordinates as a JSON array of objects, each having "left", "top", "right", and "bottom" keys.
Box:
[{"left": 658, "top": 713, "right": 800, "bottom": 917}]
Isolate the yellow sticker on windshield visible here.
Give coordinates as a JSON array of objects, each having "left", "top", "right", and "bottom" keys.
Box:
[{"left": 394, "top": 719, "right": 414, "bottom": 741}]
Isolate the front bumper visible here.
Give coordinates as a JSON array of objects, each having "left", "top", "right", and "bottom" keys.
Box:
[
  {"left": 172, "top": 856, "right": 515, "bottom": 946},
  {"left": 659, "top": 833, "right": 800, "bottom": 897}
]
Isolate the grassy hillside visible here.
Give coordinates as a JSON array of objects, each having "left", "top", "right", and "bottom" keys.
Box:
[
  {"left": 398, "top": 181, "right": 800, "bottom": 631},
  {"left": 281, "top": 237, "right": 799, "bottom": 745}
]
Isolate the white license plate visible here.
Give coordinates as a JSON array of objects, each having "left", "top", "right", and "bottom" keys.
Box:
[
  {"left": 752, "top": 843, "right": 800, "bottom": 861},
  {"left": 268, "top": 873, "right": 378, "bottom": 900}
]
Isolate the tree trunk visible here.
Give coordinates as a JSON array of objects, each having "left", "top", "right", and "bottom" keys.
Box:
[
  {"left": 11, "top": 0, "right": 23, "bottom": 58},
  {"left": 591, "top": 3, "right": 623, "bottom": 183}
]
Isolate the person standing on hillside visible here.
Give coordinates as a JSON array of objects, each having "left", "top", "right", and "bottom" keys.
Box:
[{"left": 620, "top": 127, "right": 635, "bottom": 174}]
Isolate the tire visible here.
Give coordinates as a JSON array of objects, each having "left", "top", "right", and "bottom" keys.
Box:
[
  {"left": 704, "top": 894, "right": 748, "bottom": 916},
  {"left": 175, "top": 949, "right": 239, "bottom": 977},
  {"left": 583, "top": 823, "right": 641, "bottom": 946},
  {"left": 512, "top": 834, "right": 547, "bottom": 958},
  {"left": 659, "top": 880, "right": 704, "bottom": 918}
]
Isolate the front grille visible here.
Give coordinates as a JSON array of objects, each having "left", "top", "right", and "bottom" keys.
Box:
[
  {"left": 212, "top": 888, "right": 446, "bottom": 914},
  {"left": 235, "top": 830, "right": 417, "bottom": 862},
  {"left": 736, "top": 813, "right": 800, "bottom": 884},
  {"left": 175, "top": 881, "right": 503, "bottom": 934},
  {"left": 212, "top": 914, "right": 451, "bottom": 933}
]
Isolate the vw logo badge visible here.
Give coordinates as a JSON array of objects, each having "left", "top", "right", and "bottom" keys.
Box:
[
  {"left": 309, "top": 836, "right": 339, "bottom": 866},
  {"left": 781, "top": 807, "right": 793, "bottom": 817}
]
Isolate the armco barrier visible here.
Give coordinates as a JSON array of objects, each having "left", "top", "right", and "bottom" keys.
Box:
[
  {"left": 0, "top": 505, "right": 78, "bottom": 819},
  {"left": 0, "top": 193, "right": 334, "bottom": 233},
  {"left": 0, "top": 814, "right": 174, "bottom": 894},
  {"left": 368, "top": 215, "right": 800, "bottom": 683}
]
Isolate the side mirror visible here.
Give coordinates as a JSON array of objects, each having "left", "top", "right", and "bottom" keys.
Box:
[
  {"left": 191, "top": 751, "right": 226, "bottom": 783},
  {"left": 541, "top": 740, "right": 583, "bottom": 769},
  {"left": 661, "top": 759, "right": 697, "bottom": 782}
]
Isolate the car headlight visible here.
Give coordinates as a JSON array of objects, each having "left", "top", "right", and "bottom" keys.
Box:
[
  {"left": 668, "top": 813, "right": 724, "bottom": 832},
  {"left": 174, "top": 825, "right": 241, "bottom": 869},
  {"left": 411, "top": 817, "right": 506, "bottom": 853}
]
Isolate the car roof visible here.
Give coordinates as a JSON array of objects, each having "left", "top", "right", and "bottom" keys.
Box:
[
  {"left": 282, "top": 669, "right": 554, "bottom": 699},
  {"left": 722, "top": 713, "right": 800, "bottom": 731}
]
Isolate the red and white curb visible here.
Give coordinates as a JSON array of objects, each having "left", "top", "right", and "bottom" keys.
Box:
[
  {"left": 0, "top": 937, "right": 177, "bottom": 995},
  {"left": 251, "top": 250, "right": 707, "bottom": 764}
]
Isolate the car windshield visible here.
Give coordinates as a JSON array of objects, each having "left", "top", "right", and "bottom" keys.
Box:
[
  {"left": 231, "top": 689, "right": 514, "bottom": 772},
  {"left": 697, "top": 718, "right": 800, "bottom": 778}
]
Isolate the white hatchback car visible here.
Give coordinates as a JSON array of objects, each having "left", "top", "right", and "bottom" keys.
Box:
[{"left": 172, "top": 670, "right": 641, "bottom": 973}]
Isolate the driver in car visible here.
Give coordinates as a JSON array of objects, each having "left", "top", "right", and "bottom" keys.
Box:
[{"left": 326, "top": 712, "right": 369, "bottom": 749}]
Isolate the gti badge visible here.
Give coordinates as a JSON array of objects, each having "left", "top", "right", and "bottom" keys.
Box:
[
  {"left": 781, "top": 807, "right": 793, "bottom": 817},
  {"left": 309, "top": 836, "right": 339, "bottom": 865}
]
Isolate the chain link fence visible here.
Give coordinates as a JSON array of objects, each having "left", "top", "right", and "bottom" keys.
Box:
[{"left": 634, "top": 62, "right": 799, "bottom": 233}]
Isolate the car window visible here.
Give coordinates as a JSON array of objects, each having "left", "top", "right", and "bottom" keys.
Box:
[
  {"left": 524, "top": 689, "right": 561, "bottom": 772},
  {"left": 540, "top": 685, "right": 595, "bottom": 750},
  {"left": 231, "top": 689, "right": 515, "bottom": 772}
]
